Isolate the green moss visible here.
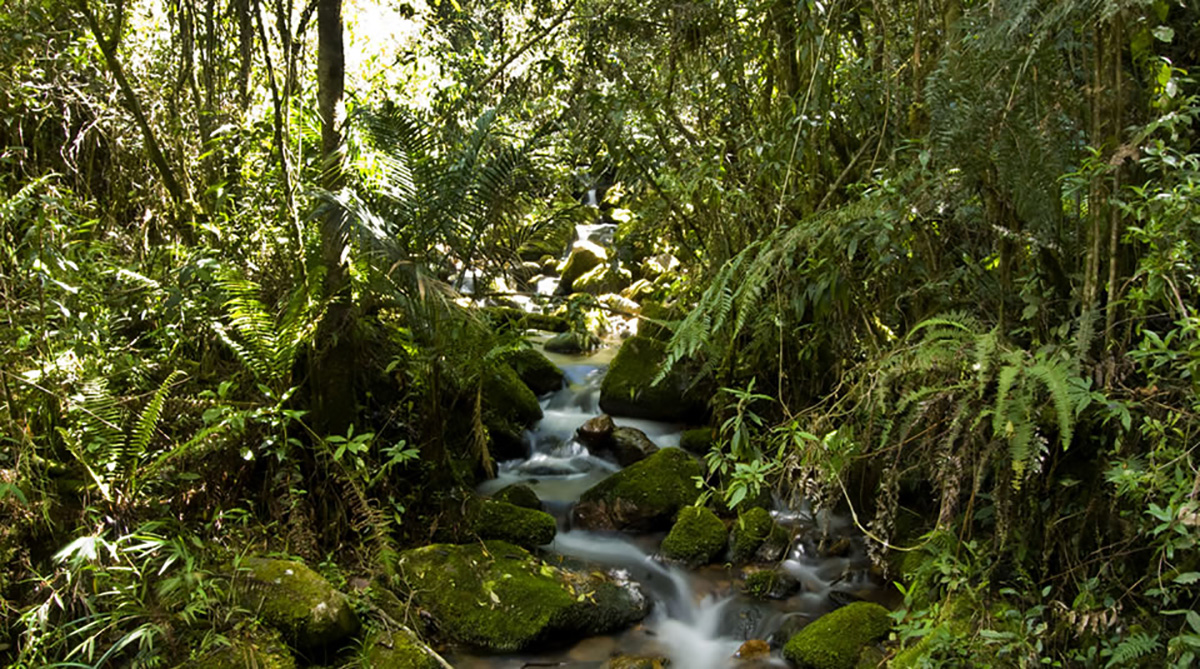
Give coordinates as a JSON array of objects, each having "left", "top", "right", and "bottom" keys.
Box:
[
  {"left": 492, "top": 483, "right": 542, "bottom": 509},
  {"left": 483, "top": 306, "right": 570, "bottom": 333},
  {"left": 363, "top": 628, "right": 445, "bottom": 669},
  {"left": 606, "top": 656, "right": 671, "bottom": 669},
  {"left": 637, "top": 301, "right": 682, "bottom": 341},
  {"left": 742, "top": 570, "right": 780, "bottom": 599},
  {"left": 575, "top": 448, "right": 701, "bottom": 530},
  {"left": 176, "top": 628, "right": 296, "bottom": 669},
  {"left": 781, "top": 602, "right": 891, "bottom": 669},
  {"left": 574, "top": 263, "right": 632, "bottom": 295},
  {"left": 559, "top": 242, "right": 607, "bottom": 289},
  {"left": 678, "top": 428, "right": 713, "bottom": 455},
  {"left": 482, "top": 362, "right": 543, "bottom": 459},
  {"left": 469, "top": 498, "right": 556, "bottom": 549},
  {"left": 398, "top": 541, "right": 647, "bottom": 652},
  {"left": 234, "top": 558, "right": 359, "bottom": 649},
  {"left": 599, "top": 337, "right": 705, "bottom": 421},
  {"left": 501, "top": 348, "right": 564, "bottom": 396},
  {"left": 660, "top": 506, "right": 726, "bottom": 565},
  {"left": 544, "top": 331, "right": 600, "bottom": 354},
  {"left": 730, "top": 507, "right": 774, "bottom": 562}
]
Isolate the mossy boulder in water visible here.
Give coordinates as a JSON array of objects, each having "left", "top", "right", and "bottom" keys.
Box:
[
  {"left": 781, "top": 602, "right": 891, "bottom": 669},
  {"left": 678, "top": 427, "right": 713, "bottom": 455},
  {"left": 501, "top": 348, "right": 564, "bottom": 395},
  {"left": 468, "top": 497, "right": 556, "bottom": 549},
  {"left": 398, "top": 541, "right": 648, "bottom": 652},
  {"left": 175, "top": 627, "right": 296, "bottom": 669},
  {"left": 483, "top": 306, "right": 571, "bottom": 333},
  {"left": 636, "top": 301, "right": 683, "bottom": 341},
  {"left": 233, "top": 558, "right": 359, "bottom": 650},
  {"left": 599, "top": 336, "right": 705, "bottom": 422},
  {"left": 730, "top": 507, "right": 790, "bottom": 562},
  {"left": 559, "top": 241, "right": 607, "bottom": 290},
  {"left": 482, "top": 362, "right": 543, "bottom": 460},
  {"left": 573, "top": 448, "right": 701, "bottom": 531},
  {"left": 742, "top": 568, "right": 799, "bottom": 600},
  {"left": 544, "top": 330, "right": 601, "bottom": 354},
  {"left": 492, "top": 483, "right": 542, "bottom": 510},
  {"left": 362, "top": 628, "right": 447, "bottom": 669},
  {"left": 606, "top": 656, "right": 671, "bottom": 669},
  {"left": 660, "top": 506, "right": 727, "bottom": 565}
]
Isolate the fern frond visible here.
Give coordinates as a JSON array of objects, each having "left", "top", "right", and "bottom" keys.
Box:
[
  {"left": 1105, "top": 631, "right": 1159, "bottom": 667},
  {"left": 1027, "top": 358, "right": 1074, "bottom": 451}
]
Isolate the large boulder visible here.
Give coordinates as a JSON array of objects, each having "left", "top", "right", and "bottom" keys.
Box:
[
  {"left": 467, "top": 497, "right": 556, "bottom": 549},
  {"left": 501, "top": 347, "right": 564, "bottom": 395},
  {"left": 572, "top": 448, "right": 701, "bottom": 531},
  {"left": 398, "top": 541, "right": 648, "bottom": 652},
  {"left": 678, "top": 427, "right": 714, "bottom": 455},
  {"left": 492, "top": 483, "right": 543, "bottom": 510},
  {"left": 781, "top": 602, "right": 891, "bottom": 669},
  {"left": 483, "top": 306, "right": 571, "bottom": 333},
  {"left": 544, "top": 331, "right": 600, "bottom": 354},
  {"left": 362, "top": 628, "right": 448, "bottom": 669},
  {"left": 558, "top": 242, "right": 607, "bottom": 290},
  {"left": 233, "top": 558, "right": 359, "bottom": 650},
  {"left": 482, "top": 362, "right": 543, "bottom": 460},
  {"left": 660, "top": 506, "right": 727, "bottom": 566},
  {"left": 599, "top": 336, "right": 706, "bottom": 422},
  {"left": 574, "top": 263, "right": 632, "bottom": 296}
]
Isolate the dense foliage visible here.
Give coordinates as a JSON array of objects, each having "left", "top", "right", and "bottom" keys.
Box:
[{"left": 0, "top": 0, "right": 1198, "bottom": 666}]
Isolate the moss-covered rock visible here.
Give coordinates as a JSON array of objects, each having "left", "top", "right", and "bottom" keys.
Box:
[
  {"left": 175, "top": 627, "right": 296, "bottom": 669},
  {"left": 606, "top": 656, "right": 671, "bottom": 669},
  {"left": 545, "top": 331, "right": 601, "bottom": 354},
  {"left": 574, "top": 263, "right": 632, "bottom": 296},
  {"left": 660, "top": 506, "right": 726, "bottom": 566},
  {"left": 730, "top": 507, "right": 775, "bottom": 562},
  {"left": 610, "top": 426, "right": 659, "bottom": 466},
  {"left": 233, "top": 558, "right": 359, "bottom": 650},
  {"left": 468, "top": 498, "right": 556, "bottom": 549},
  {"left": 492, "top": 483, "right": 542, "bottom": 510},
  {"left": 599, "top": 336, "right": 706, "bottom": 422},
  {"left": 678, "top": 428, "right": 713, "bottom": 455},
  {"left": 363, "top": 628, "right": 447, "bottom": 669},
  {"left": 636, "top": 301, "right": 683, "bottom": 341},
  {"left": 483, "top": 306, "right": 571, "bottom": 333},
  {"left": 559, "top": 241, "right": 607, "bottom": 290},
  {"left": 781, "top": 602, "right": 891, "bottom": 669},
  {"left": 501, "top": 348, "right": 564, "bottom": 395},
  {"left": 398, "top": 541, "right": 648, "bottom": 652},
  {"left": 482, "top": 362, "right": 543, "bottom": 460},
  {"left": 572, "top": 448, "right": 701, "bottom": 531}
]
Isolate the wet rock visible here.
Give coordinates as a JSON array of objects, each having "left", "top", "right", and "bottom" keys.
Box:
[
  {"left": 567, "top": 635, "right": 617, "bottom": 662},
  {"left": 736, "top": 639, "right": 771, "bottom": 660},
  {"left": 233, "top": 557, "right": 359, "bottom": 650},
  {"left": 467, "top": 498, "right": 556, "bottom": 549},
  {"left": 610, "top": 427, "right": 660, "bottom": 466},
  {"left": 545, "top": 331, "right": 601, "bottom": 354},
  {"left": 821, "top": 536, "right": 853, "bottom": 558},
  {"left": 512, "top": 261, "right": 544, "bottom": 290},
  {"left": 492, "top": 483, "right": 542, "bottom": 510},
  {"left": 399, "top": 541, "right": 649, "bottom": 652},
  {"left": 730, "top": 507, "right": 790, "bottom": 563},
  {"left": 575, "top": 263, "right": 632, "bottom": 295},
  {"left": 606, "top": 656, "right": 671, "bottom": 669},
  {"left": 782, "top": 602, "right": 891, "bottom": 669},
  {"left": 599, "top": 336, "right": 706, "bottom": 422},
  {"left": 362, "top": 628, "right": 448, "bottom": 669},
  {"left": 500, "top": 348, "right": 564, "bottom": 395},
  {"left": 599, "top": 293, "right": 641, "bottom": 315},
  {"left": 559, "top": 241, "right": 607, "bottom": 291},
  {"left": 577, "top": 414, "right": 616, "bottom": 447},
  {"left": 573, "top": 448, "right": 702, "bottom": 531},
  {"left": 175, "top": 627, "right": 296, "bottom": 669},
  {"left": 742, "top": 568, "right": 800, "bottom": 600},
  {"left": 661, "top": 506, "right": 727, "bottom": 566},
  {"left": 622, "top": 278, "right": 658, "bottom": 303},
  {"left": 482, "top": 306, "right": 570, "bottom": 333}
]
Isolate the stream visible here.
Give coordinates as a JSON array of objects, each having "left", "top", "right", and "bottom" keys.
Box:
[{"left": 448, "top": 346, "right": 889, "bottom": 669}]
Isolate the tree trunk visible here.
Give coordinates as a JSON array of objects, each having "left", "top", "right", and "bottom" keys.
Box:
[{"left": 311, "top": 0, "right": 354, "bottom": 436}]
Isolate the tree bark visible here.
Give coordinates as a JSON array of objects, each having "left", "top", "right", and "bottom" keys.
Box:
[{"left": 311, "top": 0, "right": 354, "bottom": 436}]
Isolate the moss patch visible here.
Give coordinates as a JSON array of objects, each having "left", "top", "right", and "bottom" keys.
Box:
[
  {"left": 492, "top": 483, "right": 542, "bottom": 510},
  {"left": 500, "top": 348, "right": 564, "bottom": 395},
  {"left": 574, "top": 263, "right": 632, "bottom": 295},
  {"left": 599, "top": 337, "right": 706, "bottom": 421},
  {"left": 782, "top": 602, "right": 891, "bottom": 669},
  {"left": 678, "top": 428, "right": 713, "bottom": 455},
  {"left": 363, "top": 628, "right": 445, "bottom": 669},
  {"left": 573, "top": 448, "right": 701, "bottom": 531},
  {"left": 483, "top": 306, "right": 570, "bottom": 333},
  {"left": 743, "top": 570, "right": 780, "bottom": 599},
  {"left": 544, "top": 331, "right": 600, "bottom": 354},
  {"left": 468, "top": 498, "right": 556, "bottom": 549},
  {"left": 730, "top": 507, "right": 778, "bottom": 562},
  {"left": 559, "top": 242, "right": 607, "bottom": 289},
  {"left": 660, "top": 506, "right": 727, "bottom": 565},
  {"left": 482, "top": 362, "right": 543, "bottom": 459},
  {"left": 176, "top": 627, "right": 296, "bottom": 669},
  {"left": 399, "top": 541, "right": 647, "bottom": 652},
  {"left": 233, "top": 558, "right": 359, "bottom": 650}
]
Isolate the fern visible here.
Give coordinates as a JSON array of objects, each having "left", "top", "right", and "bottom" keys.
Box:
[{"left": 1105, "top": 632, "right": 1159, "bottom": 667}]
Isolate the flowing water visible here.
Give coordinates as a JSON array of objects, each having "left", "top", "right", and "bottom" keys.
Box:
[{"left": 451, "top": 348, "right": 889, "bottom": 668}]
